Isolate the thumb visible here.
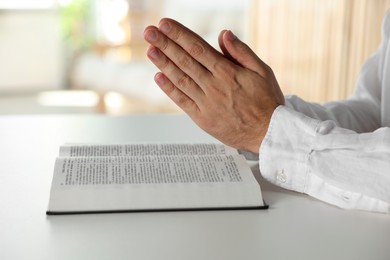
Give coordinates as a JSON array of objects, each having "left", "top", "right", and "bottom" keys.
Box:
[
  {"left": 218, "top": 30, "right": 235, "bottom": 63},
  {"left": 220, "top": 30, "right": 270, "bottom": 77}
]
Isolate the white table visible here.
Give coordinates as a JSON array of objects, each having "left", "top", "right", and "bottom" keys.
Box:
[{"left": 1, "top": 114, "right": 389, "bottom": 260}]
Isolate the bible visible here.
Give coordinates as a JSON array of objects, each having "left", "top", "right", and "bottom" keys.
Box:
[{"left": 47, "top": 143, "right": 267, "bottom": 214}]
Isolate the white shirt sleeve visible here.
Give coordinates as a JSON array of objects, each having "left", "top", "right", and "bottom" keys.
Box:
[
  {"left": 258, "top": 10, "right": 390, "bottom": 213},
  {"left": 259, "top": 106, "right": 390, "bottom": 213},
  {"left": 283, "top": 26, "right": 383, "bottom": 133}
]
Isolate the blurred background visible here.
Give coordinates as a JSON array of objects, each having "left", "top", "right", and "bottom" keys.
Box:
[{"left": 0, "top": 0, "right": 389, "bottom": 115}]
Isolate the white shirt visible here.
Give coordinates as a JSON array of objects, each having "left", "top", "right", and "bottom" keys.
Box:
[{"left": 259, "top": 10, "right": 390, "bottom": 213}]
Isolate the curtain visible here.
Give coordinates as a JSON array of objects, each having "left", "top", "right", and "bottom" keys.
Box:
[{"left": 248, "top": 0, "right": 390, "bottom": 102}]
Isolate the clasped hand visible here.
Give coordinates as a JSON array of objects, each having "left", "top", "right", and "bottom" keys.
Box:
[{"left": 144, "top": 18, "right": 284, "bottom": 154}]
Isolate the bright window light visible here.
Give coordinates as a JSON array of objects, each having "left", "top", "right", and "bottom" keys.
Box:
[
  {"left": 37, "top": 91, "right": 100, "bottom": 107},
  {"left": 0, "top": 0, "right": 57, "bottom": 9},
  {"left": 104, "top": 91, "right": 125, "bottom": 109},
  {"left": 57, "top": 0, "right": 72, "bottom": 7},
  {"left": 99, "top": 0, "right": 129, "bottom": 44}
]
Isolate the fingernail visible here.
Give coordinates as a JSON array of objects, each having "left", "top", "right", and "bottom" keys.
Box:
[
  {"left": 227, "top": 30, "right": 237, "bottom": 41},
  {"left": 145, "top": 29, "right": 157, "bottom": 42},
  {"left": 148, "top": 47, "right": 159, "bottom": 59},
  {"left": 159, "top": 22, "right": 171, "bottom": 34},
  {"left": 155, "top": 73, "right": 166, "bottom": 85}
]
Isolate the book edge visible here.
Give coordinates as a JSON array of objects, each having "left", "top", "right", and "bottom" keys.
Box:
[{"left": 46, "top": 203, "right": 269, "bottom": 215}]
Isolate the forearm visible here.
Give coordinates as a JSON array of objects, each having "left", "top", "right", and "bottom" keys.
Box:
[
  {"left": 285, "top": 95, "right": 380, "bottom": 133},
  {"left": 284, "top": 44, "right": 382, "bottom": 133}
]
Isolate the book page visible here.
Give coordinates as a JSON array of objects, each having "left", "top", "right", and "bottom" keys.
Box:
[
  {"left": 48, "top": 154, "right": 264, "bottom": 212},
  {"left": 53, "top": 155, "right": 252, "bottom": 187},
  {"left": 59, "top": 143, "right": 237, "bottom": 157}
]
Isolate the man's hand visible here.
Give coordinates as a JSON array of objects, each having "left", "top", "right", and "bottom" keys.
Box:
[{"left": 144, "top": 18, "right": 284, "bottom": 154}]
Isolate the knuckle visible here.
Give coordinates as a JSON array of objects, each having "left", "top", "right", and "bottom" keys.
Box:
[
  {"left": 160, "top": 37, "right": 169, "bottom": 51},
  {"left": 214, "top": 61, "right": 238, "bottom": 80},
  {"left": 176, "top": 94, "right": 188, "bottom": 105},
  {"left": 177, "top": 74, "right": 191, "bottom": 89},
  {"left": 159, "top": 56, "right": 170, "bottom": 70},
  {"left": 178, "top": 55, "right": 193, "bottom": 69},
  {"left": 189, "top": 43, "right": 205, "bottom": 58},
  {"left": 171, "top": 27, "right": 183, "bottom": 41},
  {"left": 164, "top": 85, "right": 186, "bottom": 106},
  {"left": 162, "top": 83, "right": 175, "bottom": 95},
  {"left": 175, "top": 93, "right": 193, "bottom": 109}
]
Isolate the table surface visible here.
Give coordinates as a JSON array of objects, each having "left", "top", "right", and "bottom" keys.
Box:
[{"left": 0, "top": 114, "right": 389, "bottom": 260}]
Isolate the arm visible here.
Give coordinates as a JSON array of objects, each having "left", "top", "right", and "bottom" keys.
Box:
[
  {"left": 260, "top": 11, "right": 390, "bottom": 213},
  {"left": 143, "top": 18, "right": 390, "bottom": 212},
  {"left": 260, "top": 106, "right": 390, "bottom": 213}
]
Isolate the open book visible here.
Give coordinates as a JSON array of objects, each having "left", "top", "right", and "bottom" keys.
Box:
[{"left": 47, "top": 143, "right": 267, "bottom": 215}]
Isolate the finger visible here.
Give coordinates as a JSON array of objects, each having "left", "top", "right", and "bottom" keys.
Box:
[
  {"left": 154, "top": 72, "right": 199, "bottom": 115},
  {"left": 144, "top": 26, "right": 211, "bottom": 88},
  {"left": 221, "top": 30, "right": 270, "bottom": 77},
  {"left": 146, "top": 45, "right": 205, "bottom": 103},
  {"left": 218, "top": 30, "right": 235, "bottom": 62},
  {"left": 157, "top": 18, "right": 231, "bottom": 74}
]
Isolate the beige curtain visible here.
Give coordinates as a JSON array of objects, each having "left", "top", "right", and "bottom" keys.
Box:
[{"left": 249, "top": 0, "right": 390, "bottom": 102}]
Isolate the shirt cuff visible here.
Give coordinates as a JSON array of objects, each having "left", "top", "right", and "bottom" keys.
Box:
[
  {"left": 259, "top": 105, "right": 320, "bottom": 193},
  {"left": 259, "top": 105, "right": 390, "bottom": 213}
]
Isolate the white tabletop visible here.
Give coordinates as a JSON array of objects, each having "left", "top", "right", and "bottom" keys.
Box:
[{"left": 0, "top": 114, "right": 389, "bottom": 260}]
